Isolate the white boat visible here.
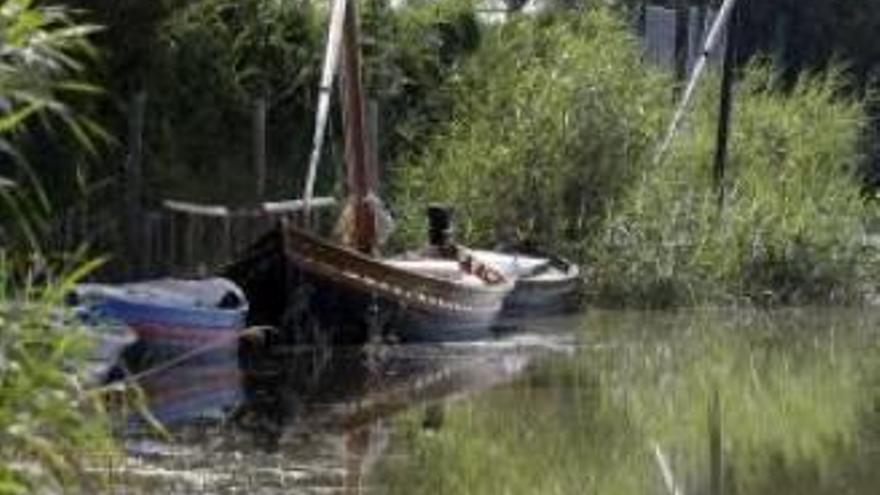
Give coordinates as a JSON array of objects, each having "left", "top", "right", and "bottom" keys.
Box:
[{"left": 470, "top": 250, "right": 580, "bottom": 316}]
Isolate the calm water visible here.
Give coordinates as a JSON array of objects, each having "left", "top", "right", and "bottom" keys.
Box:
[{"left": 109, "top": 309, "right": 880, "bottom": 494}]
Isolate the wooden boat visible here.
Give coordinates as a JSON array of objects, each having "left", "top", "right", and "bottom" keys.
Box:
[
  {"left": 228, "top": 0, "right": 513, "bottom": 343},
  {"left": 280, "top": 221, "right": 513, "bottom": 342},
  {"left": 73, "top": 278, "right": 247, "bottom": 364},
  {"left": 469, "top": 249, "right": 581, "bottom": 317}
]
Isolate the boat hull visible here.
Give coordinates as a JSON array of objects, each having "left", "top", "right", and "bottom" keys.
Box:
[
  {"left": 469, "top": 250, "right": 581, "bottom": 318},
  {"left": 282, "top": 225, "right": 512, "bottom": 343},
  {"left": 227, "top": 226, "right": 512, "bottom": 344},
  {"left": 76, "top": 279, "right": 247, "bottom": 365}
]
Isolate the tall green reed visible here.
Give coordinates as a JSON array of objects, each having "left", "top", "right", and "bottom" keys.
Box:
[
  {"left": 390, "top": 8, "right": 669, "bottom": 251},
  {"left": 390, "top": 5, "right": 875, "bottom": 307},
  {"left": 591, "top": 65, "right": 876, "bottom": 307}
]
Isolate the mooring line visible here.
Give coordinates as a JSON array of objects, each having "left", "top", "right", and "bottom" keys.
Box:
[{"left": 90, "top": 326, "right": 271, "bottom": 394}]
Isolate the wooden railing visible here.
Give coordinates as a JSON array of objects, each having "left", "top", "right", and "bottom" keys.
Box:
[{"left": 44, "top": 196, "right": 337, "bottom": 281}]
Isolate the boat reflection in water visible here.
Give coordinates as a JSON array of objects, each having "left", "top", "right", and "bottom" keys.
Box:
[{"left": 118, "top": 333, "right": 557, "bottom": 493}]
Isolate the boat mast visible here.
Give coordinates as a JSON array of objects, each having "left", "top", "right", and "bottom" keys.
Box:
[{"left": 339, "top": 0, "right": 377, "bottom": 254}]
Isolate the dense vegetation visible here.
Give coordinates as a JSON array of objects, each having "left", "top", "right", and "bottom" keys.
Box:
[
  {"left": 390, "top": 6, "right": 878, "bottom": 307},
  {"left": 391, "top": 9, "right": 669, "bottom": 250},
  {"left": 1, "top": 1, "right": 116, "bottom": 492},
  {"left": 591, "top": 66, "right": 875, "bottom": 307},
  {"left": 57, "top": 0, "right": 483, "bottom": 204},
  {"left": 6, "top": 0, "right": 876, "bottom": 309}
]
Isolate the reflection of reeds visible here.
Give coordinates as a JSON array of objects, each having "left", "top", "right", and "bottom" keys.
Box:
[{"left": 374, "top": 310, "right": 880, "bottom": 495}]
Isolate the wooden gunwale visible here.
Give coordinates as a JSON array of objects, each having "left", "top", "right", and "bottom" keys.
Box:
[{"left": 281, "top": 224, "right": 512, "bottom": 316}]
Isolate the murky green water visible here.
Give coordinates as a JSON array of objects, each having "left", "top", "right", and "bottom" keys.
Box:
[{"left": 111, "top": 309, "right": 880, "bottom": 494}]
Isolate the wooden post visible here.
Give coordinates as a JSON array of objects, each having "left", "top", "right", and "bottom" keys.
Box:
[
  {"left": 638, "top": 0, "right": 647, "bottom": 38},
  {"left": 673, "top": 0, "right": 690, "bottom": 93},
  {"left": 142, "top": 213, "right": 154, "bottom": 276},
  {"left": 708, "top": 390, "right": 724, "bottom": 495},
  {"left": 654, "top": 0, "right": 740, "bottom": 165},
  {"left": 167, "top": 212, "right": 176, "bottom": 273},
  {"left": 222, "top": 215, "right": 232, "bottom": 267},
  {"left": 253, "top": 98, "right": 267, "bottom": 198},
  {"left": 696, "top": 0, "right": 708, "bottom": 38},
  {"left": 713, "top": 0, "right": 741, "bottom": 209},
  {"left": 124, "top": 92, "right": 147, "bottom": 278},
  {"left": 367, "top": 99, "right": 380, "bottom": 192},
  {"left": 185, "top": 215, "right": 197, "bottom": 274},
  {"left": 772, "top": 8, "right": 789, "bottom": 70}
]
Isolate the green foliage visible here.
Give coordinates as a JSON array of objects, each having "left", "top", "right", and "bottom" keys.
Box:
[
  {"left": 0, "top": 258, "right": 117, "bottom": 495},
  {"left": 0, "top": 0, "right": 104, "bottom": 189},
  {"left": 0, "top": 4, "right": 118, "bottom": 493},
  {"left": 389, "top": 4, "right": 874, "bottom": 307},
  {"left": 591, "top": 65, "right": 876, "bottom": 307},
  {"left": 390, "top": 8, "right": 669, "bottom": 251},
  {"left": 142, "top": 0, "right": 324, "bottom": 203},
  {"left": 363, "top": 0, "right": 482, "bottom": 165},
  {"left": 100, "top": 0, "right": 482, "bottom": 203}
]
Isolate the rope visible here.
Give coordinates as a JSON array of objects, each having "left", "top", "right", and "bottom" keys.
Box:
[{"left": 90, "top": 326, "right": 271, "bottom": 394}]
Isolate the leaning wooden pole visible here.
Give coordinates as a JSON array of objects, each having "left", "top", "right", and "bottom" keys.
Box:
[
  {"left": 301, "top": 0, "right": 348, "bottom": 217},
  {"left": 339, "top": 0, "right": 376, "bottom": 254},
  {"left": 654, "top": 0, "right": 740, "bottom": 165}
]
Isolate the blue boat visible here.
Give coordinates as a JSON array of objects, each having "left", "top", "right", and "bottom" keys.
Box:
[{"left": 74, "top": 278, "right": 248, "bottom": 364}]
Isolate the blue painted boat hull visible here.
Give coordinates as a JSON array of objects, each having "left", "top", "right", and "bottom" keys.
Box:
[{"left": 77, "top": 278, "right": 248, "bottom": 364}]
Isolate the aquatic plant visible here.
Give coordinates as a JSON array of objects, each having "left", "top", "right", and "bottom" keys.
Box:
[
  {"left": 591, "top": 65, "right": 876, "bottom": 307},
  {"left": 390, "top": 8, "right": 670, "bottom": 251}
]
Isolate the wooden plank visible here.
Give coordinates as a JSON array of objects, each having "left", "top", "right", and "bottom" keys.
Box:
[
  {"left": 263, "top": 197, "right": 337, "bottom": 214},
  {"left": 125, "top": 92, "right": 147, "bottom": 277},
  {"left": 163, "top": 197, "right": 336, "bottom": 218},
  {"left": 163, "top": 199, "right": 230, "bottom": 217},
  {"left": 253, "top": 98, "right": 267, "bottom": 198}
]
